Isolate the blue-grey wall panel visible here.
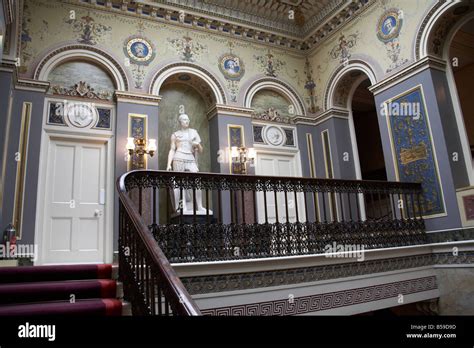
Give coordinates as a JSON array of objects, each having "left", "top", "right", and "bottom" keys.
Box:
[
  {"left": 374, "top": 68, "right": 462, "bottom": 231},
  {"left": 430, "top": 68, "right": 469, "bottom": 188},
  {"left": 114, "top": 101, "right": 159, "bottom": 250},
  {"left": 330, "top": 117, "right": 357, "bottom": 180},
  {"left": 1, "top": 89, "right": 45, "bottom": 245},
  {"left": 296, "top": 124, "right": 315, "bottom": 179},
  {"left": 0, "top": 71, "right": 13, "bottom": 225}
]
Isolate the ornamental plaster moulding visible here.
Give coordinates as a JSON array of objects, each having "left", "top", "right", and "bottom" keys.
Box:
[{"left": 64, "top": 0, "right": 375, "bottom": 52}]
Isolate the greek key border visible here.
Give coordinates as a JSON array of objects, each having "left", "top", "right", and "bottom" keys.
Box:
[{"left": 201, "top": 276, "right": 437, "bottom": 316}]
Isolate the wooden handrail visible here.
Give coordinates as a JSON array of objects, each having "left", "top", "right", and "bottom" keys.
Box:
[{"left": 117, "top": 172, "right": 201, "bottom": 316}]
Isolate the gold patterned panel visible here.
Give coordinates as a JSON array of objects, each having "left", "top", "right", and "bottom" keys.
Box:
[
  {"left": 400, "top": 143, "right": 428, "bottom": 166},
  {"left": 12, "top": 102, "right": 32, "bottom": 239}
]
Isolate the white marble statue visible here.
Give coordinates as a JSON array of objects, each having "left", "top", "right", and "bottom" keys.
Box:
[{"left": 167, "top": 113, "right": 210, "bottom": 215}]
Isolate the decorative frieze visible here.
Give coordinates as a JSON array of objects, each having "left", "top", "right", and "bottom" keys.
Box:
[
  {"left": 200, "top": 276, "right": 438, "bottom": 316},
  {"left": 251, "top": 108, "right": 294, "bottom": 125},
  {"left": 50, "top": 81, "right": 112, "bottom": 100},
  {"left": 181, "top": 251, "right": 474, "bottom": 296}
]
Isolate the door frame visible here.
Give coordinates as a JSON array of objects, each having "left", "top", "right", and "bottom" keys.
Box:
[
  {"left": 34, "top": 100, "right": 115, "bottom": 265},
  {"left": 255, "top": 148, "right": 303, "bottom": 178},
  {"left": 255, "top": 149, "right": 306, "bottom": 222}
]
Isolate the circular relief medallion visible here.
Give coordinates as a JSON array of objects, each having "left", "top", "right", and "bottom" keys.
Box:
[
  {"left": 65, "top": 102, "right": 97, "bottom": 128},
  {"left": 377, "top": 9, "right": 403, "bottom": 43},
  {"left": 265, "top": 126, "right": 285, "bottom": 146},
  {"left": 219, "top": 54, "right": 245, "bottom": 80},
  {"left": 125, "top": 37, "right": 155, "bottom": 65}
]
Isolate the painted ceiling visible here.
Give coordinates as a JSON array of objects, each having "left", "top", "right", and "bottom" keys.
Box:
[
  {"left": 200, "top": 0, "right": 336, "bottom": 27},
  {"left": 64, "top": 0, "right": 372, "bottom": 51},
  {"left": 145, "top": 0, "right": 351, "bottom": 37}
]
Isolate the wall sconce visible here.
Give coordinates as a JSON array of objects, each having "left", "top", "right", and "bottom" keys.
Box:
[
  {"left": 231, "top": 146, "right": 256, "bottom": 174},
  {"left": 126, "top": 137, "right": 157, "bottom": 169}
]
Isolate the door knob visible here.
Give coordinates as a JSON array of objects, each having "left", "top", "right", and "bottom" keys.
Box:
[{"left": 94, "top": 209, "right": 103, "bottom": 217}]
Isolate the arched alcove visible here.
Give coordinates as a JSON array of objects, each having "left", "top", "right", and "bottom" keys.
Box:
[
  {"left": 156, "top": 72, "right": 216, "bottom": 223},
  {"left": 150, "top": 62, "right": 226, "bottom": 104},
  {"left": 157, "top": 73, "right": 214, "bottom": 173}
]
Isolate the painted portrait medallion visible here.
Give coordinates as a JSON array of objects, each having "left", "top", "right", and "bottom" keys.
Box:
[
  {"left": 125, "top": 37, "right": 155, "bottom": 65},
  {"left": 377, "top": 9, "right": 403, "bottom": 43},
  {"left": 219, "top": 54, "right": 245, "bottom": 80}
]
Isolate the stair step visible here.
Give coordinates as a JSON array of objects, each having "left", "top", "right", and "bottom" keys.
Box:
[
  {"left": 0, "top": 299, "right": 122, "bottom": 316},
  {"left": 0, "top": 279, "right": 117, "bottom": 305},
  {"left": 0, "top": 264, "right": 113, "bottom": 284}
]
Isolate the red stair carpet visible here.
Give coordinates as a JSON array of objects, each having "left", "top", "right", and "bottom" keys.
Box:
[{"left": 0, "top": 264, "right": 122, "bottom": 316}]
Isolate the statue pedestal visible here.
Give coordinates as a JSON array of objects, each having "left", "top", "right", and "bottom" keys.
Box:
[{"left": 170, "top": 213, "right": 217, "bottom": 224}]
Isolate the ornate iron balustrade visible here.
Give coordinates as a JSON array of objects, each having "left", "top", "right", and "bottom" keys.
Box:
[
  {"left": 117, "top": 175, "right": 201, "bottom": 316},
  {"left": 121, "top": 170, "right": 427, "bottom": 263}
]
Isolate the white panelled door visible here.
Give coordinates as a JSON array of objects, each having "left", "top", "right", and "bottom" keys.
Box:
[
  {"left": 256, "top": 153, "right": 305, "bottom": 223},
  {"left": 42, "top": 138, "right": 107, "bottom": 264}
]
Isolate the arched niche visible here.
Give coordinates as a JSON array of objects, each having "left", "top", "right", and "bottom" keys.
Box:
[
  {"left": 150, "top": 62, "right": 226, "bottom": 105},
  {"left": 157, "top": 73, "right": 214, "bottom": 174}
]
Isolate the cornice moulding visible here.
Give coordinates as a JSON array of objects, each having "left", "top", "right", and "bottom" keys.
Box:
[
  {"left": 293, "top": 107, "right": 349, "bottom": 125},
  {"left": 15, "top": 78, "right": 50, "bottom": 93},
  {"left": 115, "top": 91, "right": 162, "bottom": 106},
  {"left": 369, "top": 56, "right": 447, "bottom": 96},
  {"left": 63, "top": 0, "right": 305, "bottom": 53},
  {"left": 207, "top": 104, "right": 254, "bottom": 120},
  {"left": 64, "top": 0, "right": 375, "bottom": 53}
]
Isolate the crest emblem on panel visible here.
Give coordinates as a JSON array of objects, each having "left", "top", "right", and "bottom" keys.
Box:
[
  {"left": 219, "top": 54, "right": 245, "bottom": 80},
  {"left": 377, "top": 9, "right": 403, "bottom": 43},
  {"left": 124, "top": 37, "right": 155, "bottom": 65}
]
